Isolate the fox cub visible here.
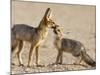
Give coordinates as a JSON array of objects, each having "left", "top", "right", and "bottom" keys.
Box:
[{"left": 53, "top": 25, "right": 96, "bottom": 67}]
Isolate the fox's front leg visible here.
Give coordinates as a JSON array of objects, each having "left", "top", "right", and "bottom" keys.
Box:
[
  {"left": 35, "top": 46, "right": 44, "bottom": 67},
  {"left": 55, "top": 49, "right": 62, "bottom": 64},
  {"left": 55, "top": 51, "right": 60, "bottom": 64},
  {"left": 27, "top": 43, "right": 36, "bottom": 67},
  {"left": 36, "top": 46, "right": 39, "bottom": 66},
  {"left": 59, "top": 50, "right": 63, "bottom": 64},
  {"left": 11, "top": 39, "right": 18, "bottom": 66}
]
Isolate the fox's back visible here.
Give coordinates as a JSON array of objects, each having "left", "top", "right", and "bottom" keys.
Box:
[
  {"left": 61, "top": 38, "right": 83, "bottom": 56},
  {"left": 12, "top": 24, "right": 37, "bottom": 42}
]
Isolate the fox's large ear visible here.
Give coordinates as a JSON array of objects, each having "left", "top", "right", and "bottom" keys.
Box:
[
  {"left": 43, "top": 8, "right": 52, "bottom": 20},
  {"left": 46, "top": 12, "right": 52, "bottom": 21},
  {"left": 46, "top": 9, "right": 52, "bottom": 19}
]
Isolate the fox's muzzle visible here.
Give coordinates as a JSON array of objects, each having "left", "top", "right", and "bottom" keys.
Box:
[{"left": 52, "top": 25, "right": 59, "bottom": 34}]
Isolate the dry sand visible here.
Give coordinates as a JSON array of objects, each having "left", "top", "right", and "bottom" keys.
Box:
[{"left": 11, "top": 0, "right": 96, "bottom": 74}]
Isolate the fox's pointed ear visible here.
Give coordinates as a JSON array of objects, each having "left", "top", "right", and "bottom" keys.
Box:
[
  {"left": 43, "top": 8, "right": 51, "bottom": 18},
  {"left": 46, "top": 11, "right": 52, "bottom": 21},
  {"left": 47, "top": 9, "right": 52, "bottom": 18},
  {"left": 43, "top": 8, "right": 52, "bottom": 20}
]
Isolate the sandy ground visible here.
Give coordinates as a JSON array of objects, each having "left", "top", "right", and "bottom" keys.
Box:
[{"left": 11, "top": 0, "right": 96, "bottom": 74}]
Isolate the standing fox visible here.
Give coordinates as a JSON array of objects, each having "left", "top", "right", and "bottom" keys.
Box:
[
  {"left": 53, "top": 25, "right": 96, "bottom": 67},
  {"left": 11, "top": 8, "right": 57, "bottom": 67}
]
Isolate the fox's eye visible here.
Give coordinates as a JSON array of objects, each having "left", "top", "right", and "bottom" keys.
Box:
[{"left": 57, "top": 29, "right": 60, "bottom": 32}]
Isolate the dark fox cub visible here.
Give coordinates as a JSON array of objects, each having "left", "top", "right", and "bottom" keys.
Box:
[{"left": 53, "top": 25, "right": 96, "bottom": 67}]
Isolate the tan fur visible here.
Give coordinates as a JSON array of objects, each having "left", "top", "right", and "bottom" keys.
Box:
[{"left": 11, "top": 8, "right": 57, "bottom": 67}]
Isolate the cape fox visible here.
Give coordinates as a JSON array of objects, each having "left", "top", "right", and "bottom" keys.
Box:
[
  {"left": 11, "top": 8, "right": 57, "bottom": 67},
  {"left": 53, "top": 25, "right": 96, "bottom": 67}
]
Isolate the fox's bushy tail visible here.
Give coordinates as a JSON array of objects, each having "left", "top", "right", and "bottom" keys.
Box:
[{"left": 81, "top": 50, "right": 96, "bottom": 67}]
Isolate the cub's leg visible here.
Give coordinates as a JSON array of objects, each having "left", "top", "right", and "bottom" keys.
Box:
[{"left": 55, "top": 49, "right": 63, "bottom": 64}]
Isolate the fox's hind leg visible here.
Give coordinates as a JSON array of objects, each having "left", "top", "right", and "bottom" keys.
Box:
[
  {"left": 16, "top": 40, "right": 24, "bottom": 66},
  {"left": 73, "top": 55, "right": 82, "bottom": 65},
  {"left": 11, "top": 39, "right": 18, "bottom": 65},
  {"left": 72, "top": 48, "right": 83, "bottom": 65}
]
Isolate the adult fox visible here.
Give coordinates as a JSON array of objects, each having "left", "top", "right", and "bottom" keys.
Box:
[{"left": 11, "top": 8, "right": 57, "bottom": 67}]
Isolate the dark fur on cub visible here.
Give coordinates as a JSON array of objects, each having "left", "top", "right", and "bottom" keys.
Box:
[{"left": 53, "top": 26, "right": 96, "bottom": 67}]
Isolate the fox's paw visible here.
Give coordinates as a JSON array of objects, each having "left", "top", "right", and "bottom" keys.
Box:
[
  {"left": 19, "top": 64, "right": 24, "bottom": 67},
  {"left": 11, "top": 63, "right": 16, "bottom": 66},
  {"left": 57, "top": 62, "right": 62, "bottom": 65},
  {"left": 36, "top": 64, "right": 45, "bottom": 67}
]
